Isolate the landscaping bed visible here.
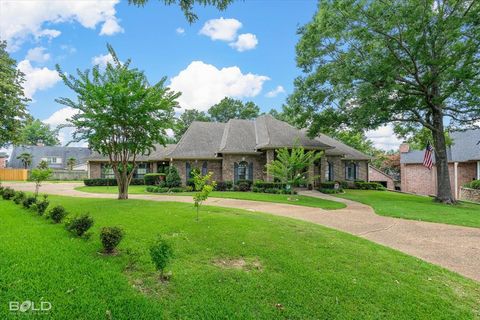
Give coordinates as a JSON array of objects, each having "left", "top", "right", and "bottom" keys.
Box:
[{"left": 1, "top": 195, "right": 479, "bottom": 319}]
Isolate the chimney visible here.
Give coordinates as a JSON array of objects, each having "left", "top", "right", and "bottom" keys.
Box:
[{"left": 399, "top": 142, "right": 410, "bottom": 153}]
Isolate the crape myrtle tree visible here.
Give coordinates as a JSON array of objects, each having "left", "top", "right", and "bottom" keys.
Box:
[
  {"left": 0, "top": 41, "right": 28, "bottom": 148},
  {"left": 56, "top": 45, "right": 179, "bottom": 200},
  {"left": 290, "top": 0, "right": 480, "bottom": 203}
]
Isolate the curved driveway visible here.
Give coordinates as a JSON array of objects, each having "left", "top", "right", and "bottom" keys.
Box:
[{"left": 4, "top": 182, "right": 480, "bottom": 282}]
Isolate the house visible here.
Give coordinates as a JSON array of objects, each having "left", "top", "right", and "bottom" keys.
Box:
[
  {"left": 400, "top": 129, "right": 480, "bottom": 199},
  {"left": 8, "top": 146, "right": 92, "bottom": 170},
  {"left": 87, "top": 115, "right": 371, "bottom": 186},
  {"left": 368, "top": 165, "right": 397, "bottom": 190},
  {"left": 0, "top": 152, "right": 8, "bottom": 169}
]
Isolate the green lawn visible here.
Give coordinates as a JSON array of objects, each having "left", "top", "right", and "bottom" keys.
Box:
[
  {"left": 336, "top": 190, "right": 480, "bottom": 228},
  {"left": 1, "top": 197, "right": 479, "bottom": 319},
  {"left": 75, "top": 186, "right": 346, "bottom": 210}
]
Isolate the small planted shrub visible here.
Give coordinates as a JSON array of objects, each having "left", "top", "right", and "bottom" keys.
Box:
[
  {"left": 165, "top": 166, "right": 181, "bottom": 188},
  {"left": 36, "top": 195, "right": 50, "bottom": 215},
  {"left": 48, "top": 205, "right": 68, "bottom": 223},
  {"left": 22, "top": 196, "right": 37, "bottom": 209},
  {"left": 144, "top": 173, "right": 162, "bottom": 186},
  {"left": 354, "top": 181, "right": 385, "bottom": 190},
  {"left": 66, "top": 214, "right": 94, "bottom": 237},
  {"left": 100, "top": 226, "right": 124, "bottom": 254},
  {"left": 13, "top": 191, "right": 26, "bottom": 204},
  {"left": 215, "top": 181, "right": 233, "bottom": 191},
  {"left": 149, "top": 236, "right": 173, "bottom": 279},
  {"left": 2, "top": 187, "right": 15, "bottom": 200},
  {"left": 169, "top": 187, "right": 185, "bottom": 193},
  {"left": 237, "top": 181, "right": 251, "bottom": 192},
  {"left": 465, "top": 180, "right": 480, "bottom": 190}
]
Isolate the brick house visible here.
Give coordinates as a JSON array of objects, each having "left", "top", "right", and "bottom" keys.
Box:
[
  {"left": 87, "top": 114, "right": 371, "bottom": 185},
  {"left": 368, "top": 165, "right": 396, "bottom": 190},
  {"left": 0, "top": 152, "right": 8, "bottom": 169},
  {"left": 400, "top": 129, "right": 480, "bottom": 200}
]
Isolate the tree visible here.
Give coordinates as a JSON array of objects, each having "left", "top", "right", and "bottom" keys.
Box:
[
  {"left": 17, "top": 117, "right": 60, "bottom": 146},
  {"left": 128, "top": 0, "right": 232, "bottom": 23},
  {"left": 17, "top": 152, "right": 33, "bottom": 169},
  {"left": 208, "top": 98, "right": 260, "bottom": 123},
  {"left": 174, "top": 109, "right": 210, "bottom": 140},
  {"left": 290, "top": 0, "right": 480, "bottom": 203},
  {"left": 0, "top": 41, "right": 28, "bottom": 148},
  {"left": 192, "top": 171, "right": 216, "bottom": 221},
  {"left": 67, "top": 157, "right": 76, "bottom": 171},
  {"left": 56, "top": 45, "right": 179, "bottom": 200},
  {"left": 149, "top": 235, "right": 173, "bottom": 280},
  {"left": 400, "top": 127, "right": 452, "bottom": 150},
  {"left": 266, "top": 145, "right": 323, "bottom": 199},
  {"left": 30, "top": 166, "right": 53, "bottom": 198}
]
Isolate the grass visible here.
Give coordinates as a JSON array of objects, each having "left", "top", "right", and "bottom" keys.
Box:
[
  {"left": 75, "top": 185, "right": 346, "bottom": 210},
  {"left": 1, "top": 196, "right": 479, "bottom": 319},
  {"left": 336, "top": 190, "right": 480, "bottom": 228}
]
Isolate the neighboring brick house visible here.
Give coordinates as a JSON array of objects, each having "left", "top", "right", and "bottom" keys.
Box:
[
  {"left": 87, "top": 115, "right": 371, "bottom": 185},
  {"left": 0, "top": 152, "right": 8, "bottom": 168},
  {"left": 368, "top": 165, "right": 396, "bottom": 190},
  {"left": 400, "top": 129, "right": 480, "bottom": 200},
  {"left": 8, "top": 146, "right": 92, "bottom": 170}
]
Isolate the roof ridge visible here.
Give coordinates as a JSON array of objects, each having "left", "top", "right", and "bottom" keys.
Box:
[{"left": 219, "top": 120, "right": 231, "bottom": 151}]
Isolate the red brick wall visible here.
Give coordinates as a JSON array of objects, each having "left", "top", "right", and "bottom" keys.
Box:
[
  {"left": 368, "top": 166, "right": 395, "bottom": 190},
  {"left": 401, "top": 162, "right": 477, "bottom": 198}
]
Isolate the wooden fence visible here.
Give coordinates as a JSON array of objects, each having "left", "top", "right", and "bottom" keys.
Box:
[{"left": 0, "top": 168, "right": 28, "bottom": 181}]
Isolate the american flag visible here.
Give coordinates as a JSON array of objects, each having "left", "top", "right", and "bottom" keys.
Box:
[{"left": 423, "top": 142, "right": 434, "bottom": 170}]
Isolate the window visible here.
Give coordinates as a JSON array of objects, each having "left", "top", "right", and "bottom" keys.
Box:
[
  {"left": 325, "top": 162, "right": 334, "bottom": 181},
  {"left": 202, "top": 161, "right": 208, "bottom": 176},
  {"left": 237, "top": 161, "right": 248, "bottom": 180},
  {"left": 135, "top": 163, "right": 149, "bottom": 179},
  {"left": 101, "top": 164, "right": 114, "bottom": 179},
  {"left": 345, "top": 162, "right": 358, "bottom": 181},
  {"left": 157, "top": 162, "right": 169, "bottom": 174},
  {"left": 186, "top": 162, "right": 191, "bottom": 183},
  {"left": 42, "top": 157, "right": 62, "bottom": 165}
]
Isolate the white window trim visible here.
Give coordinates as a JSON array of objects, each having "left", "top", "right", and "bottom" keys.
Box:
[{"left": 477, "top": 161, "right": 480, "bottom": 180}]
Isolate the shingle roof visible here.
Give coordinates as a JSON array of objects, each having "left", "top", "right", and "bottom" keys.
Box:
[
  {"left": 167, "top": 122, "right": 226, "bottom": 159},
  {"left": 316, "top": 133, "right": 372, "bottom": 160},
  {"left": 88, "top": 144, "right": 177, "bottom": 161},
  {"left": 219, "top": 119, "right": 258, "bottom": 153},
  {"left": 400, "top": 128, "right": 480, "bottom": 164},
  {"left": 8, "top": 146, "right": 92, "bottom": 169}
]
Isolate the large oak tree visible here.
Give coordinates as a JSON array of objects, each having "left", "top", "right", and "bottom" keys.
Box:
[
  {"left": 290, "top": 0, "right": 480, "bottom": 203},
  {"left": 56, "top": 45, "right": 179, "bottom": 199}
]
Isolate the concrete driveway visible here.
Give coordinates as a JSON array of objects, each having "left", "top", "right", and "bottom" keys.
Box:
[{"left": 3, "top": 182, "right": 480, "bottom": 282}]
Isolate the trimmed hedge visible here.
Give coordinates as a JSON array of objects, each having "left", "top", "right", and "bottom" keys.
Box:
[
  {"left": 464, "top": 180, "right": 480, "bottom": 190},
  {"left": 83, "top": 178, "right": 144, "bottom": 186},
  {"left": 146, "top": 186, "right": 188, "bottom": 193},
  {"left": 215, "top": 181, "right": 233, "bottom": 191},
  {"left": 354, "top": 181, "right": 386, "bottom": 190}
]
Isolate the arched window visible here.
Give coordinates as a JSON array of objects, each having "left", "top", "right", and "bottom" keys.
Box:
[
  {"left": 345, "top": 162, "right": 358, "bottom": 181},
  {"left": 202, "top": 161, "right": 208, "bottom": 175}
]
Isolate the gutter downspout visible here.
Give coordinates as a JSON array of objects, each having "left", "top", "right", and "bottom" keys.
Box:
[
  {"left": 454, "top": 162, "right": 458, "bottom": 200},
  {"left": 477, "top": 161, "right": 480, "bottom": 180}
]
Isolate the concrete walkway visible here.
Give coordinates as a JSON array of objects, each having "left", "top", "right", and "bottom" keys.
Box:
[{"left": 3, "top": 182, "right": 480, "bottom": 282}]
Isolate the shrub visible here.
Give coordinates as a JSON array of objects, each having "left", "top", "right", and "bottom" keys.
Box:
[
  {"left": 236, "top": 179, "right": 253, "bottom": 187},
  {"left": 13, "top": 191, "right": 26, "bottom": 204},
  {"left": 100, "top": 226, "right": 124, "bottom": 253},
  {"left": 354, "top": 181, "right": 385, "bottom": 190},
  {"left": 2, "top": 187, "right": 15, "bottom": 200},
  {"left": 253, "top": 180, "right": 287, "bottom": 192},
  {"left": 165, "top": 166, "right": 181, "bottom": 188},
  {"left": 144, "top": 173, "right": 163, "bottom": 186},
  {"left": 36, "top": 195, "right": 50, "bottom": 215},
  {"left": 83, "top": 178, "right": 144, "bottom": 186},
  {"left": 319, "top": 181, "right": 338, "bottom": 189},
  {"left": 318, "top": 188, "right": 342, "bottom": 194},
  {"left": 236, "top": 181, "right": 250, "bottom": 192},
  {"left": 22, "top": 196, "right": 37, "bottom": 209},
  {"left": 465, "top": 180, "right": 480, "bottom": 190},
  {"left": 0, "top": 185, "right": 4, "bottom": 196},
  {"left": 169, "top": 187, "right": 185, "bottom": 193},
  {"left": 66, "top": 214, "right": 94, "bottom": 237},
  {"left": 48, "top": 205, "right": 68, "bottom": 223},
  {"left": 149, "top": 236, "right": 173, "bottom": 278},
  {"left": 215, "top": 180, "right": 233, "bottom": 191},
  {"left": 186, "top": 178, "right": 195, "bottom": 189},
  {"left": 185, "top": 186, "right": 193, "bottom": 192}
]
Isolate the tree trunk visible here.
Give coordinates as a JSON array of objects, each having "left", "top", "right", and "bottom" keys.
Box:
[
  {"left": 431, "top": 110, "right": 455, "bottom": 204},
  {"left": 117, "top": 170, "right": 129, "bottom": 200}
]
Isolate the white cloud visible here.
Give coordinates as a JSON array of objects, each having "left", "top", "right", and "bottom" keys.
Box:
[
  {"left": 60, "top": 44, "right": 77, "bottom": 54},
  {"left": 91, "top": 53, "right": 114, "bottom": 67},
  {"left": 229, "top": 33, "right": 258, "bottom": 52},
  {"left": 176, "top": 27, "right": 185, "bottom": 35},
  {"left": 199, "top": 17, "right": 242, "bottom": 41},
  {"left": 169, "top": 61, "right": 269, "bottom": 111},
  {"left": 366, "top": 125, "right": 403, "bottom": 151},
  {"left": 17, "top": 60, "right": 61, "bottom": 99},
  {"left": 25, "top": 47, "right": 50, "bottom": 63},
  {"left": 43, "top": 107, "right": 86, "bottom": 147},
  {"left": 0, "top": 0, "right": 122, "bottom": 51},
  {"left": 100, "top": 17, "right": 124, "bottom": 36},
  {"left": 265, "top": 85, "right": 285, "bottom": 98}
]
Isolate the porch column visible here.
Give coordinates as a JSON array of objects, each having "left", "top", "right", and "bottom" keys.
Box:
[
  {"left": 307, "top": 163, "right": 315, "bottom": 186},
  {"left": 454, "top": 162, "right": 458, "bottom": 200},
  {"left": 477, "top": 161, "right": 480, "bottom": 180},
  {"left": 266, "top": 149, "right": 274, "bottom": 182}
]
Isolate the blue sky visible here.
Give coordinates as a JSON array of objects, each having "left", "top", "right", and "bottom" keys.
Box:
[{"left": 1, "top": 0, "right": 400, "bottom": 150}]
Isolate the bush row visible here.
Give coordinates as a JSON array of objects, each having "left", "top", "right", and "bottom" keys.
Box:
[
  {"left": 354, "top": 181, "right": 386, "bottom": 190},
  {"left": 0, "top": 185, "right": 123, "bottom": 253},
  {"left": 84, "top": 178, "right": 144, "bottom": 186},
  {"left": 146, "top": 186, "right": 192, "bottom": 193},
  {"left": 464, "top": 180, "right": 480, "bottom": 190}
]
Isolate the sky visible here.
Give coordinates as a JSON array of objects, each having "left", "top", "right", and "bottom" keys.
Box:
[{"left": 0, "top": 0, "right": 401, "bottom": 151}]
